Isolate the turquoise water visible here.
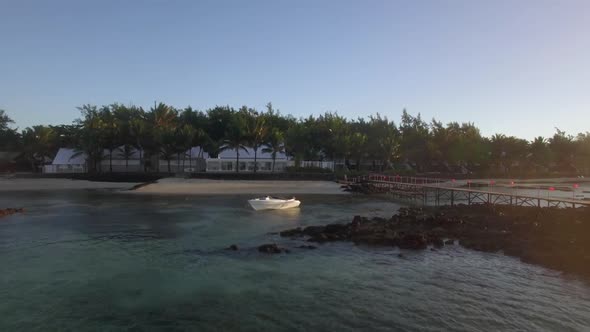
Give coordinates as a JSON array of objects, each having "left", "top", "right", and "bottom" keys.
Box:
[{"left": 1, "top": 191, "right": 590, "bottom": 331}]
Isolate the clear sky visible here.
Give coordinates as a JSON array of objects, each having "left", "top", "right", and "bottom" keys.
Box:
[{"left": 1, "top": 0, "right": 588, "bottom": 139}]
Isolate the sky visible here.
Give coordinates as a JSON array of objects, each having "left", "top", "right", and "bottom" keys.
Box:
[{"left": 1, "top": 0, "right": 589, "bottom": 139}]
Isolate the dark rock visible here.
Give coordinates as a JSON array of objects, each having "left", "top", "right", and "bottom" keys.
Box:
[
  {"left": 352, "top": 215, "right": 362, "bottom": 225},
  {"left": 0, "top": 208, "right": 24, "bottom": 218},
  {"left": 324, "top": 223, "right": 348, "bottom": 234},
  {"left": 372, "top": 217, "right": 388, "bottom": 223},
  {"left": 431, "top": 237, "right": 444, "bottom": 248},
  {"left": 308, "top": 233, "right": 329, "bottom": 243},
  {"left": 302, "top": 226, "right": 326, "bottom": 236},
  {"left": 279, "top": 227, "right": 302, "bottom": 237},
  {"left": 227, "top": 244, "right": 238, "bottom": 251},
  {"left": 398, "top": 233, "right": 428, "bottom": 250},
  {"left": 444, "top": 239, "right": 454, "bottom": 245},
  {"left": 296, "top": 245, "right": 317, "bottom": 250},
  {"left": 258, "top": 243, "right": 286, "bottom": 254}
]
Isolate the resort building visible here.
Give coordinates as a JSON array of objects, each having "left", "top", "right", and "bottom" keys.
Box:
[
  {"left": 43, "top": 147, "right": 144, "bottom": 173},
  {"left": 43, "top": 146, "right": 335, "bottom": 174},
  {"left": 205, "top": 148, "right": 289, "bottom": 172},
  {"left": 159, "top": 146, "right": 209, "bottom": 173}
]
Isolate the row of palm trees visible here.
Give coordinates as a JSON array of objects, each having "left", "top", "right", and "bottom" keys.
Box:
[
  {"left": 68, "top": 103, "right": 289, "bottom": 173},
  {"left": 1, "top": 106, "right": 589, "bottom": 175}
]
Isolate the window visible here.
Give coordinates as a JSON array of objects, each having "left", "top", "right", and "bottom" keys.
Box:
[{"left": 239, "top": 162, "right": 247, "bottom": 171}]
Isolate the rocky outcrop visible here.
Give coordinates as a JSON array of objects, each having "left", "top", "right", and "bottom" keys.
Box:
[{"left": 279, "top": 205, "right": 590, "bottom": 278}]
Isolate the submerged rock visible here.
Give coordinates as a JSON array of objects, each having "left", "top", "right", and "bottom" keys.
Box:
[
  {"left": 258, "top": 243, "right": 288, "bottom": 254},
  {"left": 398, "top": 233, "right": 428, "bottom": 250},
  {"left": 226, "top": 244, "right": 238, "bottom": 251},
  {"left": 279, "top": 228, "right": 302, "bottom": 237},
  {"left": 0, "top": 208, "right": 24, "bottom": 218}
]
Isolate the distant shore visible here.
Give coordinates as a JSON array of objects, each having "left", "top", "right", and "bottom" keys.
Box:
[{"left": 129, "top": 178, "right": 348, "bottom": 195}]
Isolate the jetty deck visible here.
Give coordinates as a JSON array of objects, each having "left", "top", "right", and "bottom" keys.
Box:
[{"left": 349, "top": 175, "right": 589, "bottom": 208}]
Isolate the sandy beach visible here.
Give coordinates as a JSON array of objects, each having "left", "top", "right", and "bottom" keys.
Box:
[{"left": 131, "top": 178, "right": 348, "bottom": 195}]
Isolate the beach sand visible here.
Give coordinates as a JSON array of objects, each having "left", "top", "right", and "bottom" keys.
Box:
[
  {"left": 0, "top": 177, "right": 346, "bottom": 195},
  {"left": 131, "top": 178, "right": 348, "bottom": 195}
]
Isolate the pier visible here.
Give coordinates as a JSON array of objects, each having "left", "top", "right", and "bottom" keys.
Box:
[{"left": 348, "top": 174, "right": 589, "bottom": 208}]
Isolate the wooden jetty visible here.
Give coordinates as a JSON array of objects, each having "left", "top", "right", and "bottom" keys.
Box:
[{"left": 349, "top": 174, "right": 590, "bottom": 208}]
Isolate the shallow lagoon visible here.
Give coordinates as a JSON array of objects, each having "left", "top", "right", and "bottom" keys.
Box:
[{"left": 1, "top": 191, "right": 589, "bottom": 331}]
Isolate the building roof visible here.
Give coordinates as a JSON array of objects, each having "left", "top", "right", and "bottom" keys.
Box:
[
  {"left": 52, "top": 148, "right": 86, "bottom": 165},
  {"left": 216, "top": 147, "right": 287, "bottom": 160},
  {"left": 53, "top": 146, "right": 145, "bottom": 165},
  {"left": 186, "top": 146, "right": 210, "bottom": 159}
]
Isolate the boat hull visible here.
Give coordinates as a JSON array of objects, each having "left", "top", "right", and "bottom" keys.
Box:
[{"left": 248, "top": 199, "right": 301, "bottom": 211}]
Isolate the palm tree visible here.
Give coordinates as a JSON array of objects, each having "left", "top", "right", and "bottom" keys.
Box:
[
  {"left": 130, "top": 117, "right": 148, "bottom": 172},
  {"left": 0, "top": 110, "right": 14, "bottom": 131},
  {"left": 220, "top": 115, "right": 248, "bottom": 172},
  {"left": 157, "top": 128, "right": 178, "bottom": 174},
  {"left": 177, "top": 125, "right": 195, "bottom": 172},
  {"left": 21, "top": 126, "right": 56, "bottom": 172},
  {"left": 75, "top": 104, "right": 105, "bottom": 173},
  {"left": 263, "top": 129, "right": 285, "bottom": 172},
  {"left": 151, "top": 102, "right": 178, "bottom": 129},
  {"left": 117, "top": 145, "right": 135, "bottom": 173},
  {"left": 0, "top": 110, "right": 20, "bottom": 152},
  {"left": 98, "top": 106, "right": 119, "bottom": 173},
  {"left": 247, "top": 111, "right": 268, "bottom": 173}
]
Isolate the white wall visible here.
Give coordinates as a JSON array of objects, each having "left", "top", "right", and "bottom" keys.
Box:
[
  {"left": 43, "top": 164, "right": 86, "bottom": 174},
  {"left": 206, "top": 159, "right": 287, "bottom": 172}
]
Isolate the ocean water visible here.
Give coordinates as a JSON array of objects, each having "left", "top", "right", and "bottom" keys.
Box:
[{"left": 1, "top": 191, "right": 589, "bottom": 331}]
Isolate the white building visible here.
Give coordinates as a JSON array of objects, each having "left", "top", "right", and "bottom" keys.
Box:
[
  {"left": 158, "top": 146, "right": 209, "bottom": 173},
  {"left": 206, "top": 147, "right": 289, "bottom": 172},
  {"left": 43, "top": 147, "right": 144, "bottom": 173},
  {"left": 43, "top": 148, "right": 87, "bottom": 173},
  {"left": 44, "top": 146, "right": 334, "bottom": 174}
]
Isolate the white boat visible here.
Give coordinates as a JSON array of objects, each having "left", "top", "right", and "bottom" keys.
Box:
[{"left": 248, "top": 196, "right": 301, "bottom": 211}]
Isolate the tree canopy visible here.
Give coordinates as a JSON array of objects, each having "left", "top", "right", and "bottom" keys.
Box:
[{"left": 2, "top": 104, "right": 589, "bottom": 175}]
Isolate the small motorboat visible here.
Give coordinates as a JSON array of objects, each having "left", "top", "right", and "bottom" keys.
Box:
[{"left": 248, "top": 196, "right": 301, "bottom": 211}]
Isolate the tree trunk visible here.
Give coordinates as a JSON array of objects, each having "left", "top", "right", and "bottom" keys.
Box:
[
  {"left": 236, "top": 147, "right": 240, "bottom": 173},
  {"left": 168, "top": 159, "right": 171, "bottom": 174},
  {"left": 110, "top": 149, "right": 113, "bottom": 173},
  {"left": 272, "top": 152, "right": 276, "bottom": 173},
  {"left": 30, "top": 158, "right": 36, "bottom": 173},
  {"left": 254, "top": 146, "right": 258, "bottom": 173},
  {"left": 125, "top": 157, "right": 129, "bottom": 173},
  {"left": 177, "top": 154, "right": 181, "bottom": 174}
]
